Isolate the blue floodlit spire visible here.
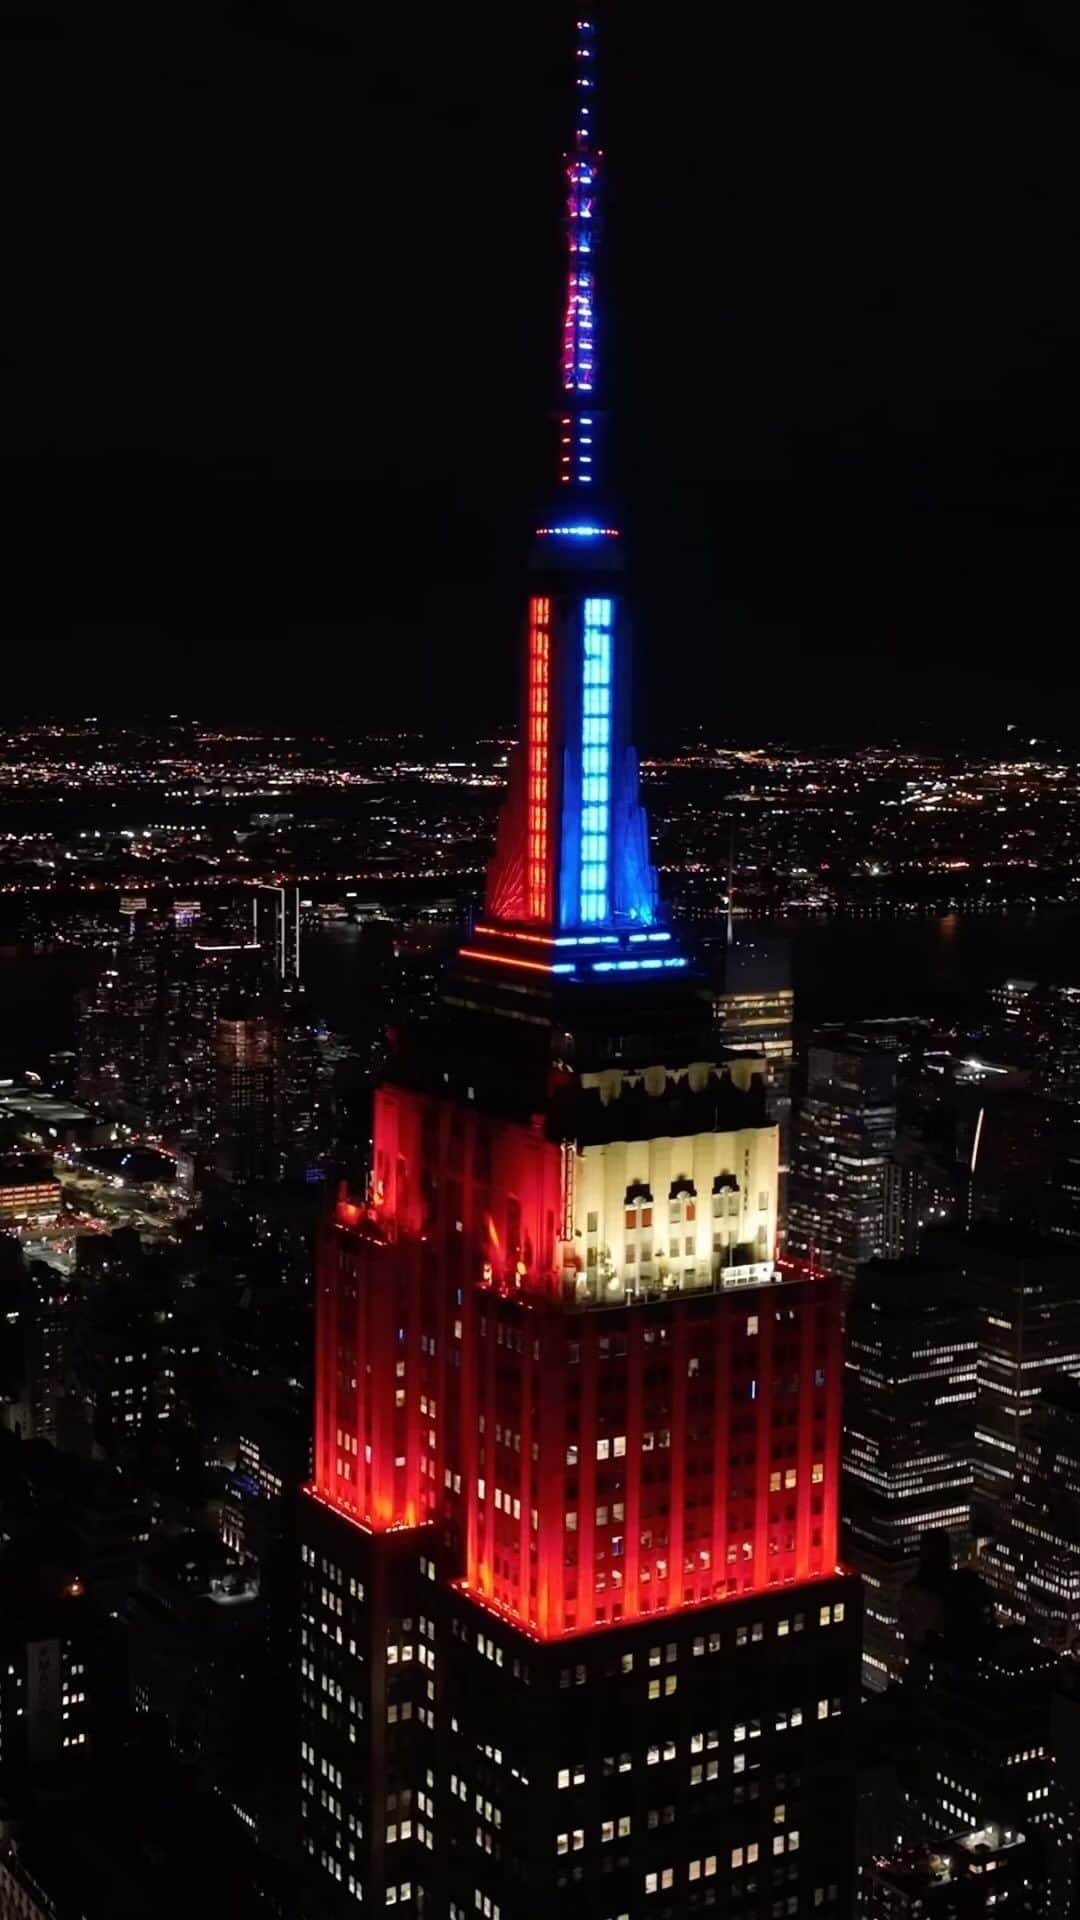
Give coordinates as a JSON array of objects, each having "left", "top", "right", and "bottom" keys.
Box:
[
  {"left": 482, "top": 10, "right": 674, "bottom": 957},
  {"left": 556, "top": 15, "right": 604, "bottom": 505}
]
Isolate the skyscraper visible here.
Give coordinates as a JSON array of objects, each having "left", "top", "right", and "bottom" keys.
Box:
[
  {"left": 299, "top": 16, "right": 861, "bottom": 1916},
  {"left": 967, "top": 1236, "right": 1080, "bottom": 1523},
  {"left": 714, "top": 935, "right": 795, "bottom": 1216},
  {"left": 980, "top": 1381, "right": 1080, "bottom": 1649},
  {"left": 788, "top": 1039, "right": 900, "bottom": 1283},
  {"left": 214, "top": 992, "right": 280, "bottom": 1186},
  {"left": 843, "top": 1256, "right": 976, "bottom": 1691}
]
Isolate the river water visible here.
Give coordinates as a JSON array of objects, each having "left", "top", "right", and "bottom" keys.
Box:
[
  {"left": 302, "top": 910, "right": 1080, "bottom": 1043},
  {"left": 4, "top": 910, "right": 1080, "bottom": 1078}
]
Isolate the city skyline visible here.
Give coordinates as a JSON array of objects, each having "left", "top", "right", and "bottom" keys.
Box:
[{"left": 1, "top": 7, "right": 1079, "bottom": 1918}]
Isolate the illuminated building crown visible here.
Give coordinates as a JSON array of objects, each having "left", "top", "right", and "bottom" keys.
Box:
[{"left": 479, "top": 13, "right": 676, "bottom": 981}]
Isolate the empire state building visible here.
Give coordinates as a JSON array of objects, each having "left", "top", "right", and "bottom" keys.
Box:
[{"left": 299, "top": 14, "right": 861, "bottom": 1917}]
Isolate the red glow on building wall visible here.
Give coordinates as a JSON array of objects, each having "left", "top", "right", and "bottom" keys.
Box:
[
  {"left": 526, "top": 596, "right": 552, "bottom": 923},
  {"left": 312, "top": 1088, "right": 844, "bottom": 1640},
  {"left": 461, "top": 1277, "right": 842, "bottom": 1639},
  {"left": 312, "top": 1085, "right": 564, "bottom": 1536},
  {"left": 458, "top": 948, "right": 555, "bottom": 977}
]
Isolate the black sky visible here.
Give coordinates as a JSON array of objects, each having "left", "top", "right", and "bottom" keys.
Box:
[{"left": 2, "top": 0, "right": 1080, "bottom": 741}]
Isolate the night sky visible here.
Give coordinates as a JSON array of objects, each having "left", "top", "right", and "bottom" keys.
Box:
[{"left": 2, "top": 0, "right": 1079, "bottom": 741}]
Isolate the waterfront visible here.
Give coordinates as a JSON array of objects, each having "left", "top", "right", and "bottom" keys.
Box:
[
  {"left": 6, "top": 909, "right": 1080, "bottom": 1081},
  {"left": 282, "top": 909, "right": 1080, "bottom": 1044}
]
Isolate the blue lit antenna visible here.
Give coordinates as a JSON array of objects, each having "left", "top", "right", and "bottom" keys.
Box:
[{"left": 557, "top": 16, "right": 603, "bottom": 501}]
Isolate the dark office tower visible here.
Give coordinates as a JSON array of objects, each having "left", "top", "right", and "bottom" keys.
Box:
[
  {"left": 76, "top": 918, "right": 165, "bottom": 1123},
  {"left": 190, "top": 931, "right": 265, "bottom": 1136},
  {"left": 277, "top": 988, "right": 328, "bottom": 1180},
  {"left": 15, "top": 1260, "right": 74, "bottom": 1444},
  {"left": 859, "top": 1824, "right": 1036, "bottom": 1917},
  {"left": 843, "top": 1258, "right": 976, "bottom": 1691},
  {"left": 298, "top": 17, "right": 861, "bottom": 1919},
  {"left": 1048, "top": 1110, "right": 1080, "bottom": 1246},
  {"left": 225, "top": 1401, "right": 310, "bottom": 1681},
  {"left": 715, "top": 937, "right": 794, "bottom": 1214},
  {"left": 895, "top": 1568, "right": 1057, "bottom": 1912},
  {"left": 788, "top": 1039, "right": 900, "bottom": 1282},
  {"left": 714, "top": 939, "right": 794, "bottom": 1094},
  {"left": 1050, "top": 1666, "right": 1080, "bottom": 1918},
  {"left": 1035, "top": 985, "right": 1080, "bottom": 1101},
  {"left": 76, "top": 901, "right": 209, "bottom": 1136},
  {"left": 989, "top": 978, "right": 1080, "bottom": 1103},
  {"left": 214, "top": 995, "right": 280, "bottom": 1186},
  {"left": 965, "top": 1235, "right": 1080, "bottom": 1524},
  {"left": 980, "top": 1382, "right": 1080, "bottom": 1649}
]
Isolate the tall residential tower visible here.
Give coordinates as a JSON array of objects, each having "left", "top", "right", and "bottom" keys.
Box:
[{"left": 299, "top": 17, "right": 861, "bottom": 1917}]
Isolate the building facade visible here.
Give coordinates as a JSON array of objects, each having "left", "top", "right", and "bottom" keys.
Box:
[
  {"left": 859, "top": 1823, "right": 1034, "bottom": 1917},
  {"left": 787, "top": 1040, "right": 900, "bottom": 1283},
  {"left": 714, "top": 936, "right": 794, "bottom": 1221},
  {"left": 966, "top": 1237, "right": 1080, "bottom": 1525},
  {"left": 980, "top": 1382, "right": 1080, "bottom": 1650},
  {"left": 843, "top": 1258, "right": 976, "bottom": 1691}
]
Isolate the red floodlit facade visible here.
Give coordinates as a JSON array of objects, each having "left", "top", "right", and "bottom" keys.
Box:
[
  {"left": 312, "top": 1085, "right": 563, "bottom": 1536},
  {"left": 462, "top": 1278, "right": 842, "bottom": 1639},
  {"left": 312, "top": 1095, "right": 843, "bottom": 1639}
]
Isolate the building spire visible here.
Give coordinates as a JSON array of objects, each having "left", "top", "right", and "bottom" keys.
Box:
[
  {"left": 477, "top": 8, "right": 670, "bottom": 958},
  {"left": 557, "top": 15, "right": 601, "bottom": 498}
]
